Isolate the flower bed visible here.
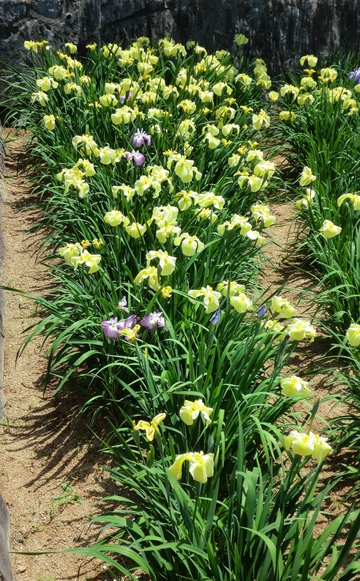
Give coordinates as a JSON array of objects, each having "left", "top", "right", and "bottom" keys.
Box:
[{"left": 2, "top": 37, "right": 360, "bottom": 579}]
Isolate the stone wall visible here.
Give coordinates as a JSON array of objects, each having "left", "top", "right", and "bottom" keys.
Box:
[{"left": 0, "top": 1, "right": 360, "bottom": 74}]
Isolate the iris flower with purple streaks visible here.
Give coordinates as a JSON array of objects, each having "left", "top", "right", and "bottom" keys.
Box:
[
  {"left": 140, "top": 311, "right": 168, "bottom": 331},
  {"left": 349, "top": 68, "right": 360, "bottom": 83},
  {"left": 125, "top": 150, "right": 146, "bottom": 166},
  {"left": 132, "top": 128, "right": 151, "bottom": 148},
  {"left": 101, "top": 314, "right": 138, "bottom": 339}
]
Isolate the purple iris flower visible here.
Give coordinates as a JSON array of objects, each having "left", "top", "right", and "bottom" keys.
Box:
[
  {"left": 349, "top": 68, "right": 360, "bottom": 83},
  {"left": 140, "top": 311, "right": 168, "bottom": 331},
  {"left": 131, "top": 128, "right": 151, "bottom": 148},
  {"left": 101, "top": 314, "right": 137, "bottom": 339},
  {"left": 209, "top": 308, "right": 221, "bottom": 326},
  {"left": 101, "top": 317, "right": 121, "bottom": 340},
  {"left": 117, "top": 314, "right": 138, "bottom": 330},
  {"left": 125, "top": 150, "right": 146, "bottom": 167},
  {"left": 257, "top": 304, "right": 266, "bottom": 318}
]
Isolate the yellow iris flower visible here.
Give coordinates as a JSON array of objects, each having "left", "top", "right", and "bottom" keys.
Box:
[
  {"left": 285, "top": 430, "right": 332, "bottom": 461},
  {"left": 280, "top": 376, "right": 311, "bottom": 397},
  {"left": 132, "top": 413, "right": 166, "bottom": 441},
  {"left": 188, "top": 286, "right": 222, "bottom": 314},
  {"left": 271, "top": 296, "right": 296, "bottom": 318},
  {"left": 169, "top": 451, "right": 214, "bottom": 484},
  {"left": 287, "top": 319, "right": 316, "bottom": 342},
  {"left": 44, "top": 115, "right": 56, "bottom": 130},
  {"left": 179, "top": 400, "right": 213, "bottom": 426},
  {"left": 337, "top": 193, "right": 360, "bottom": 210},
  {"left": 346, "top": 323, "right": 360, "bottom": 347},
  {"left": 319, "top": 220, "right": 342, "bottom": 239}
]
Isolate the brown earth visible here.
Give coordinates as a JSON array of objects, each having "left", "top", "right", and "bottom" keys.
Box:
[
  {"left": 0, "top": 131, "right": 119, "bottom": 581},
  {"left": 0, "top": 132, "right": 357, "bottom": 580}
]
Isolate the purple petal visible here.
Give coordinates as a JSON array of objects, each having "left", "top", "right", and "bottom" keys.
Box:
[
  {"left": 349, "top": 68, "right": 360, "bottom": 83},
  {"left": 257, "top": 304, "right": 267, "bottom": 318},
  {"left": 140, "top": 314, "right": 154, "bottom": 330},
  {"left": 117, "top": 315, "right": 137, "bottom": 331},
  {"left": 131, "top": 128, "right": 151, "bottom": 149},
  {"left": 124, "top": 314, "right": 137, "bottom": 328},
  {"left": 140, "top": 311, "right": 168, "bottom": 331},
  {"left": 132, "top": 134, "right": 145, "bottom": 148},
  {"left": 101, "top": 318, "right": 120, "bottom": 339},
  {"left": 209, "top": 309, "right": 221, "bottom": 326},
  {"left": 132, "top": 151, "right": 145, "bottom": 167}
]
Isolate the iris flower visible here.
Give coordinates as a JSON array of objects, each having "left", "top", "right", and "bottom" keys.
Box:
[
  {"left": 300, "top": 54, "right": 318, "bottom": 67},
  {"left": 125, "top": 150, "right": 146, "bottom": 167},
  {"left": 210, "top": 308, "right": 221, "bottom": 326},
  {"left": 299, "top": 166, "right": 316, "bottom": 186},
  {"left": 235, "top": 34, "right": 248, "bottom": 46},
  {"left": 319, "top": 220, "right": 342, "bottom": 239},
  {"left": 218, "top": 281, "right": 246, "bottom": 299},
  {"left": 174, "top": 233, "right": 204, "bottom": 256},
  {"left": 230, "top": 293, "right": 253, "bottom": 314},
  {"left": 132, "top": 413, "right": 166, "bottom": 441},
  {"left": 141, "top": 312, "right": 168, "bottom": 331},
  {"left": 118, "top": 297, "right": 129, "bottom": 312},
  {"left": 101, "top": 314, "right": 138, "bottom": 340},
  {"left": 169, "top": 451, "right": 214, "bottom": 484},
  {"left": 131, "top": 128, "right": 151, "bottom": 148},
  {"left": 134, "top": 266, "right": 160, "bottom": 291},
  {"left": 271, "top": 296, "right": 296, "bottom": 318},
  {"left": 179, "top": 400, "right": 213, "bottom": 425},
  {"left": 104, "top": 209, "right": 130, "bottom": 227},
  {"left": 101, "top": 317, "right": 122, "bottom": 340},
  {"left": 146, "top": 250, "right": 176, "bottom": 276},
  {"left": 287, "top": 319, "right": 316, "bottom": 342},
  {"left": 280, "top": 376, "right": 311, "bottom": 397},
  {"left": 337, "top": 193, "right": 360, "bottom": 210},
  {"left": 257, "top": 304, "right": 266, "bottom": 318},
  {"left": 284, "top": 430, "right": 332, "bottom": 461},
  {"left": 188, "top": 286, "right": 222, "bottom": 314},
  {"left": 349, "top": 68, "right": 360, "bottom": 83},
  {"left": 346, "top": 323, "right": 360, "bottom": 346}
]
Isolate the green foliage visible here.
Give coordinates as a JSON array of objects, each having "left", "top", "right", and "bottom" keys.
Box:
[
  {"left": 3, "top": 37, "right": 360, "bottom": 581},
  {"left": 68, "top": 410, "right": 360, "bottom": 581},
  {"left": 272, "top": 54, "right": 360, "bottom": 334}
]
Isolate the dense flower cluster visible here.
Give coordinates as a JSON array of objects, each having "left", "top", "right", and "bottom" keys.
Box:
[{"left": 25, "top": 37, "right": 342, "bottom": 528}]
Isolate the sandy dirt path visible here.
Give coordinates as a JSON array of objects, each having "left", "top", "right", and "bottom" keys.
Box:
[{"left": 0, "top": 131, "right": 117, "bottom": 581}]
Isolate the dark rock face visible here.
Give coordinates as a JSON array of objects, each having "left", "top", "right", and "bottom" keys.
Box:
[
  {"left": 237, "top": 0, "right": 360, "bottom": 70},
  {"left": 32, "top": 0, "right": 63, "bottom": 19},
  {"left": 100, "top": 0, "right": 174, "bottom": 44},
  {"left": 0, "top": 0, "right": 360, "bottom": 75}
]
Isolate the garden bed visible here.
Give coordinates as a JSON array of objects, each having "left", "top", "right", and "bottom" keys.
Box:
[
  {"left": 0, "top": 131, "right": 355, "bottom": 580},
  {"left": 1, "top": 38, "right": 360, "bottom": 581}
]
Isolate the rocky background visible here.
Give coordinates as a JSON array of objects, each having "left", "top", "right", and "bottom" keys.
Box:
[{"left": 0, "top": 0, "right": 360, "bottom": 74}]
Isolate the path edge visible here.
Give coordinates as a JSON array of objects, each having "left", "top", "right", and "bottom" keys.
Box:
[{"left": 0, "top": 122, "right": 6, "bottom": 422}]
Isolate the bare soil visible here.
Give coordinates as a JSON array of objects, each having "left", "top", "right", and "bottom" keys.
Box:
[
  {"left": 0, "top": 132, "right": 357, "bottom": 580},
  {"left": 0, "top": 131, "right": 118, "bottom": 581}
]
